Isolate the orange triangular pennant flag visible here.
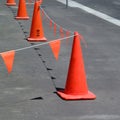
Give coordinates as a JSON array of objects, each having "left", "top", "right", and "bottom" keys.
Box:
[
  {"left": 66, "top": 30, "right": 70, "bottom": 37},
  {"left": 46, "top": 16, "right": 49, "bottom": 23},
  {"left": 49, "top": 40, "right": 61, "bottom": 60},
  {"left": 79, "top": 34, "right": 87, "bottom": 48},
  {"left": 41, "top": 9, "right": 44, "bottom": 17},
  {"left": 49, "top": 19, "right": 52, "bottom": 28},
  {"left": 66, "top": 30, "right": 70, "bottom": 44},
  {"left": 54, "top": 23, "right": 57, "bottom": 36},
  {"left": 0, "top": 50, "right": 15, "bottom": 73},
  {"left": 60, "top": 27, "right": 64, "bottom": 38}
]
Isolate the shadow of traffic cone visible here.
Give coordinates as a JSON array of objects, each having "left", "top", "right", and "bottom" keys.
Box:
[
  {"left": 15, "top": 0, "right": 29, "bottom": 20},
  {"left": 57, "top": 32, "right": 96, "bottom": 100},
  {"left": 6, "top": 0, "right": 16, "bottom": 6},
  {"left": 27, "top": 1, "right": 47, "bottom": 42}
]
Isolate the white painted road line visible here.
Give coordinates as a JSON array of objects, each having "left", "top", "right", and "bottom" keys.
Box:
[
  {"left": 51, "top": 114, "right": 120, "bottom": 120},
  {"left": 56, "top": 0, "right": 120, "bottom": 27}
]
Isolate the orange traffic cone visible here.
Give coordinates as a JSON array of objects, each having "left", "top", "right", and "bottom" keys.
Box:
[
  {"left": 27, "top": 1, "right": 47, "bottom": 42},
  {"left": 57, "top": 32, "right": 96, "bottom": 100},
  {"left": 15, "top": 0, "right": 29, "bottom": 20},
  {"left": 6, "top": 0, "right": 16, "bottom": 6}
]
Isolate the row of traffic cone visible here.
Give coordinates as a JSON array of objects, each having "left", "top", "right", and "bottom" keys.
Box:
[
  {"left": 6, "top": 0, "right": 33, "bottom": 5},
  {"left": 6, "top": 0, "right": 29, "bottom": 20},
  {"left": 6, "top": 0, "right": 47, "bottom": 42},
  {"left": 6, "top": 0, "right": 96, "bottom": 100}
]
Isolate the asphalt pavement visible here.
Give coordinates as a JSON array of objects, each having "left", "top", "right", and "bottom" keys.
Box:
[
  {"left": 72, "top": 0, "right": 120, "bottom": 19},
  {"left": 0, "top": 0, "right": 120, "bottom": 120}
]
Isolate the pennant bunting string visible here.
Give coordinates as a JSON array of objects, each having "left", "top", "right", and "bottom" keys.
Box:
[
  {"left": 15, "top": 35, "right": 75, "bottom": 52},
  {"left": 0, "top": 2, "right": 87, "bottom": 73},
  {"left": 0, "top": 35, "right": 74, "bottom": 73},
  {"left": 40, "top": 7, "right": 73, "bottom": 34}
]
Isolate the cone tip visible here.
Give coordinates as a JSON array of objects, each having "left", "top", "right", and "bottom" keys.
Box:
[{"left": 74, "top": 31, "right": 79, "bottom": 36}]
